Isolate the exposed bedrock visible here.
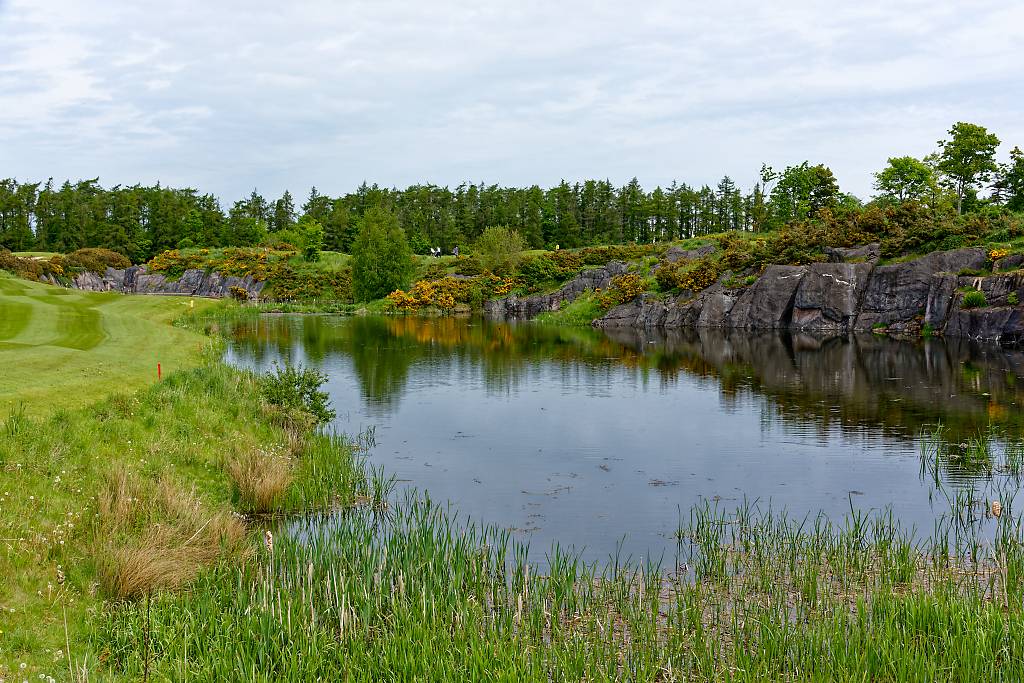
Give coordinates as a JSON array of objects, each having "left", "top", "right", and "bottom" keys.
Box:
[
  {"left": 483, "top": 261, "right": 629, "bottom": 319},
  {"left": 60, "top": 265, "right": 266, "bottom": 299},
  {"left": 586, "top": 246, "right": 1024, "bottom": 342}
]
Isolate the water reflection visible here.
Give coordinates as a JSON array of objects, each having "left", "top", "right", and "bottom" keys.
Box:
[
  {"left": 224, "top": 315, "right": 1024, "bottom": 563},
  {"left": 228, "top": 315, "right": 1024, "bottom": 443}
]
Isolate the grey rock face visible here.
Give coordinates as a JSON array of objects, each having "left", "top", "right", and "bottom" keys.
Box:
[
  {"left": 824, "top": 243, "right": 881, "bottom": 264},
  {"left": 664, "top": 244, "right": 716, "bottom": 263},
  {"left": 994, "top": 254, "right": 1024, "bottom": 272},
  {"left": 485, "top": 261, "right": 629, "bottom": 319},
  {"left": 728, "top": 265, "right": 807, "bottom": 330},
  {"left": 792, "top": 262, "right": 872, "bottom": 333},
  {"left": 67, "top": 265, "right": 265, "bottom": 300},
  {"left": 944, "top": 307, "right": 1024, "bottom": 343},
  {"left": 592, "top": 247, "right": 1024, "bottom": 342},
  {"left": 593, "top": 294, "right": 668, "bottom": 328},
  {"left": 853, "top": 248, "right": 986, "bottom": 331}
]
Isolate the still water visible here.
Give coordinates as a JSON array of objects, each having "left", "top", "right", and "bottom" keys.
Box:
[{"left": 224, "top": 315, "right": 1024, "bottom": 563}]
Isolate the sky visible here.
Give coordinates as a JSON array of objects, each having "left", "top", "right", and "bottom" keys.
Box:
[{"left": 1, "top": 0, "right": 1022, "bottom": 203}]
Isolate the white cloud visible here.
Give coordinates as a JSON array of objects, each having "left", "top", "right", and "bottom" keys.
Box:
[{"left": 0, "top": 0, "right": 1021, "bottom": 201}]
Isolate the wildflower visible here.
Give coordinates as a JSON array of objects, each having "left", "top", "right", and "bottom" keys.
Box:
[
  {"left": 992, "top": 500, "right": 1003, "bottom": 518},
  {"left": 264, "top": 529, "right": 274, "bottom": 553}
]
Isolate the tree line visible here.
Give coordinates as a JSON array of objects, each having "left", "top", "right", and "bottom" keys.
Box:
[{"left": 2, "top": 122, "right": 1021, "bottom": 261}]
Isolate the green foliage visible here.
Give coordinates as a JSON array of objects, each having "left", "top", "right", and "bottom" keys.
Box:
[
  {"left": 937, "top": 122, "right": 1001, "bottom": 214},
  {"left": 351, "top": 207, "right": 413, "bottom": 302},
  {"left": 300, "top": 216, "right": 324, "bottom": 262},
  {"left": 763, "top": 162, "right": 841, "bottom": 227},
  {"left": 598, "top": 272, "right": 647, "bottom": 307},
  {"left": 1010, "top": 292, "right": 1020, "bottom": 306},
  {"left": 873, "top": 156, "right": 937, "bottom": 204},
  {"left": 61, "top": 247, "right": 132, "bottom": 273},
  {"left": 516, "top": 254, "right": 562, "bottom": 289},
  {"left": 995, "top": 147, "right": 1024, "bottom": 211},
  {"left": 452, "top": 257, "right": 484, "bottom": 276},
  {"left": 472, "top": 226, "right": 526, "bottom": 274},
  {"left": 655, "top": 257, "right": 723, "bottom": 292},
  {"left": 260, "top": 362, "right": 336, "bottom": 425},
  {"left": 962, "top": 289, "right": 988, "bottom": 309},
  {"left": 534, "top": 292, "right": 605, "bottom": 326}
]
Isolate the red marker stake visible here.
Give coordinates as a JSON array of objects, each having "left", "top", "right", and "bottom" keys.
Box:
[{"left": 158, "top": 363, "right": 162, "bottom": 381}]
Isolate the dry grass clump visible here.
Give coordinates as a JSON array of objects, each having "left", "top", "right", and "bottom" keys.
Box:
[
  {"left": 96, "top": 469, "right": 248, "bottom": 600},
  {"left": 225, "top": 449, "right": 294, "bottom": 514}
]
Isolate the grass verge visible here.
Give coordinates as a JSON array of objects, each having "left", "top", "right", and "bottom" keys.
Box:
[{"left": 0, "top": 360, "right": 374, "bottom": 679}]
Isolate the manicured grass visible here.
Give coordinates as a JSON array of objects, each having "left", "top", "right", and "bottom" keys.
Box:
[{"left": 0, "top": 272, "right": 218, "bottom": 415}]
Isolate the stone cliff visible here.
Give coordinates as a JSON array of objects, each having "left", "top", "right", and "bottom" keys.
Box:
[
  {"left": 48, "top": 265, "right": 266, "bottom": 300},
  {"left": 487, "top": 245, "right": 1024, "bottom": 343}
]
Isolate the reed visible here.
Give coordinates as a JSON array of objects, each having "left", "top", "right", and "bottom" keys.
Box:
[{"left": 98, "top": 479, "right": 1024, "bottom": 681}]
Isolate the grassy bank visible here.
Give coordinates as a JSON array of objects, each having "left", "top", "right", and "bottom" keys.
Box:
[
  {"left": 0, "top": 362, "right": 375, "bottom": 678},
  {"left": 0, "top": 271, "right": 218, "bottom": 415}
]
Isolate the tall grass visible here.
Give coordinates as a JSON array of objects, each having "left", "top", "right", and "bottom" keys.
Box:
[
  {"left": 0, "top": 361, "right": 368, "bottom": 676},
  {"left": 98, "top": 478, "right": 1024, "bottom": 681}
]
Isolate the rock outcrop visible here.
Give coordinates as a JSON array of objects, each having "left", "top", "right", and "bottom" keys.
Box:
[
  {"left": 824, "top": 242, "right": 881, "bottom": 264},
  {"left": 62, "top": 265, "right": 265, "bottom": 300},
  {"left": 852, "top": 248, "right": 986, "bottom": 333},
  {"left": 484, "top": 261, "right": 629, "bottom": 319},
  {"left": 791, "top": 262, "right": 872, "bottom": 333},
  {"left": 664, "top": 244, "right": 716, "bottom": 263},
  {"left": 585, "top": 246, "right": 1024, "bottom": 343}
]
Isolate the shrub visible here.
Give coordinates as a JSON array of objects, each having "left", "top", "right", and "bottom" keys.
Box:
[
  {"left": 656, "top": 258, "right": 721, "bottom": 293},
  {"left": 548, "top": 250, "right": 583, "bottom": 275},
  {"left": 962, "top": 290, "right": 988, "bottom": 309},
  {"left": 0, "top": 248, "right": 40, "bottom": 278},
  {"left": 351, "top": 207, "right": 413, "bottom": 302},
  {"left": 453, "top": 257, "right": 484, "bottom": 276},
  {"left": 473, "top": 226, "right": 525, "bottom": 274},
  {"left": 1010, "top": 292, "right": 1020, "bottom": 306},
  {"left": 229, "top": 286, "right": 249, "bottom": 301},
  {"left": 259, "top": 362, "right": 336, "bottom": 425},
  {"left": 386, "top": 276, "right": 490, "bottom": 311},
  {"left": 516, "top": 255, "right": 562, "bottom": 288},
  {"left": 64, "top": 247, "right": 131, "bottom": 274},
  {"left": 421, "top": 262, "right": 448, "bottom": 280},
  {"left": 577, "top": 244, "right": 660, "bottom": 265},
  {"left": 599, "top": 272, "right": 648, "bottom": 307},
  {"left": 148, "top": 249, "right": 209, "bottom": 278}
]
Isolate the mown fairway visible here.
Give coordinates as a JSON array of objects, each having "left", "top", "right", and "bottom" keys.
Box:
[{"left": 0, "top": 272, "right": 217, "bottom": 414}]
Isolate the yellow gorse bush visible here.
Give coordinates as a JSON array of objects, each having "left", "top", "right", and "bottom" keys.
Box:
[
  {"left": 599, "top": 272, "right": 648, "bottom": 307},
  {"left": 388, "top": 274, "right": 518, "bottom": 311}
]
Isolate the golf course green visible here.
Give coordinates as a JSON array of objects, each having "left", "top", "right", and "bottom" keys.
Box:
[{"left": 0, "top": 272, "right": 217, "bottom": 415}]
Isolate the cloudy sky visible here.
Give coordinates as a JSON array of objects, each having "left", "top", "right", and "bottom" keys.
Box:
[{"left": 1, "top": 0, "right": 1022, "bottom": 203}]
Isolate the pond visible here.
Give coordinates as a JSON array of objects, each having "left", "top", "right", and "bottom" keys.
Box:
[{"left": 224, "top": 315, "right": 1024, "bottom": 564}]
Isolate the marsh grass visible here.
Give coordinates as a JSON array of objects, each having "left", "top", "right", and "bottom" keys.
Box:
[
  {"left": 226, "top": 449, "right": 294, "bottom": 514},
  {"left": 97, "top": 477, "right": 1024, "bottom": 681}
]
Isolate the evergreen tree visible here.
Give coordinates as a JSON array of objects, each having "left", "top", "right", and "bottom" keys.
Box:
[{"left": 270, "top": 190, "right": 296, "bottom": 233}]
